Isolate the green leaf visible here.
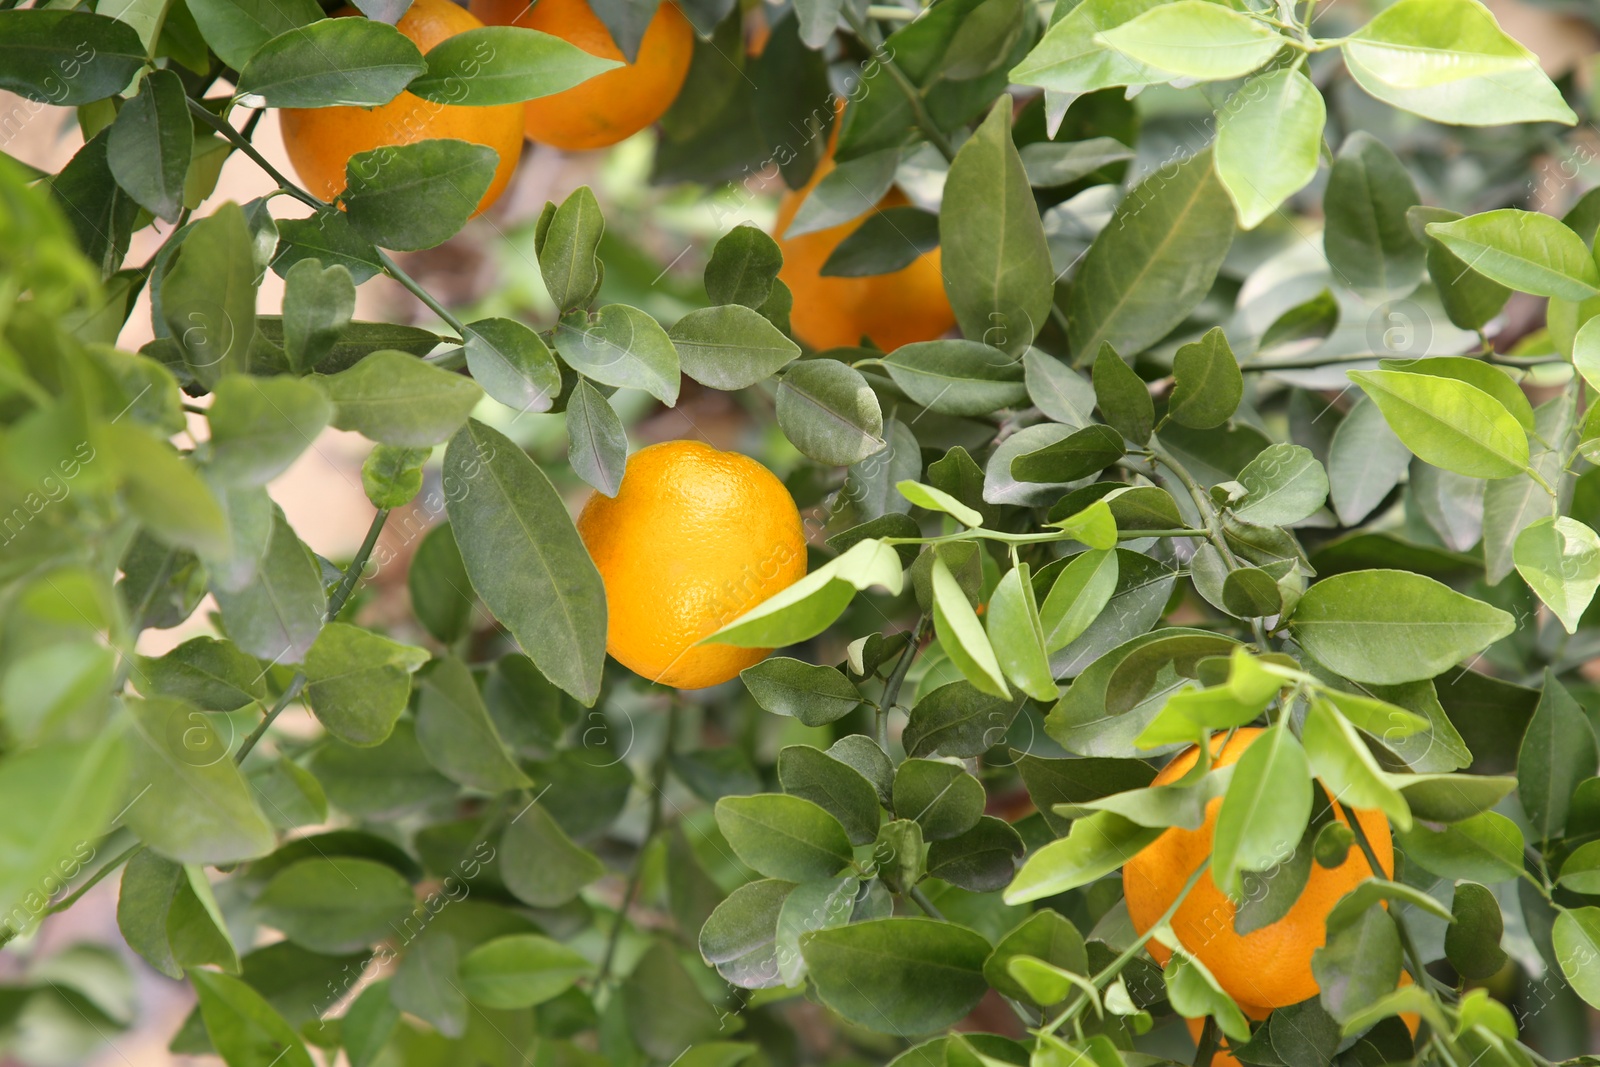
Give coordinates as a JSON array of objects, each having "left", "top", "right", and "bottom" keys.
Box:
[
  {"left": 564, "top": 379, "right": 627, "bottom": 497},
  {"left": 554, "top": 304, "right": 681, "bottom": 405},
  {"left": 1302, "top": 699, "right": 1411, "bottom": 831},
  {"left": 1397, "top": 811, "right": 1525, "bottom": 882},
  {"left": 161, "top": 201, "right": 258, "bottom": 386},
  {"left": 1518, "top": 671, "right": 1599, "bottom": 845},
  {"left": 1514, "top": 517, "right": 1600, "bottom": 633},
  {"left": 1348, "top": 369, "right": 1527, "bottom": 479},
  {"left": 341, "top": 982, "right": 399, "bottom": 1067},
  {"left": 206, "top": 375, "right": 333, "bottom": 486},
  {"left": 211, "top": 507, "right": 326, "bottom": 663},
  {"left": 715, "top": 794, "right": 853, "bottom": 881},
  {"left": 409, "top": 25, "right": 620, "bottom": 104},
  {"left": 106, "top": 69, "right": 192, "bottom": 223},
  {"left": 822, "top": 206, "right": 941, "bottom": 278},
  {"left": 1068, "top": 149, "right": 1234, "bottom": 361},
  {"left": 1039, "top": 548, "right": 1118, "bottom": 653},
  {"left": 1323, "top": 132, "right": 1424, "bottom": 302},
  {"left": 1485, "top": 392, "right": 1574, "bottom": 584},
  {"left": 457, "top": 934, "right": 589, "bottom": 1009},
  {"left": 0, "top": 734, "right": 127, "bottom": 934},
  {"left": 101, "top": 425, "right": 228, "bottom": 558},
  {"left": 117, "top": 851, "right": 184, "bottom": 979},
  {"left": 1554, "top": 907, "right": 1600, "bottom": 1009},
  {"left": 0, "top": 11, "right": 147, "bottom": 104},
  {"left": 707, "top": 539, "right": 904, "bottom": 648},
  {"left": 1167, "top": 326, "right": 1241, "bottom": 429},
  {"left": 985, "top": 911, "right": 1088, "bottom": 1004},
  {"left": 1020, "top": 137, "right": 1133, "bottom": 188},
  {"left": 778, "top": 745, "right": 881, "bottom": 845},
  {"left": 1011, "top": 423, "right": 1124, "bottom": 483},
  {"left": 124, "top": 696, "right": 275, "bottom": 864},
  {"left": 1011, "top": 0, "right": 1171, "bottom": 95},
  {"left": 1291, "top": 569, "right": 1514, "bottom": 685},
  {"left": 415, "top": 655, "right": 532, "bottom": 791},
  {"left": 700, "top": 877, "right": 792, "bottom": 989},
  {"left": 139, "top": 637, "right": 266, "bottom": 712},
  {"left": 303, "top": 622, "right": 428, "bottom": 747},
  {"left": 1391, "top": 772, "right": 1515, "bottom": 823},
  {"left": 1341, "top": 0, "right": 1575, "bottom": 127},
  {"left": 463, "top": 318, "right": 561, "bottom": 414},
  {"left": 1097, "top": 1, "right": 1284, "bottom": 80},
  {"left": 741, "top": 658, "right": 863, "bottom": 726},
  {"left": 185, "top": 0, "right": 321, "bottom": 69},
  {"left": 1214, "top": 69, "right": 1324, "bottom": 230},
  {"left": 360, "top": 444, "right": 430, "bottom": 509},
  {"left": 1445, "top": 882, "right": 1507, "bottom": 980},
  {"left": 257, "top": 857, "right": 415, "bottom": 954},
  {"left": 902, "top": 681, "right": 1021, "bottom": 760},
  {"left": 706, "top": 224, "right": 783, "bottom": 308},
  {"left": 1233, "top": 444, "right": 1328, "bottom": 527},
  {"left": 281, "top": 258, "right": 356, "bottom": 374},
  {"left": 407, "top": 523, "right": 474, "bottom": 644},
  {"left": 536, "top": 186, "right": 604, "bottom": 313},
  {"left": 775, "top": 358, "right": 885, "bottom": 465},
  {"left": 190, "top": 970, "right": 314, "bottom": 1067},
  {"left": 1427, "top": 209, "right": 1600, "bottom": 300},
  {"left": 443, "top": 420, "right": 607, "bottom": 703},
  {"left": 1409, "top": 206, "right": 1513, "bottom": 332},
  {"left": 800, "top": 918, "right": 991, "bottom": 1035},
  {"left": 1005, "top": 811, "right": 1162, "bottom": 904},
  {"left": 940, "top": 96, "right": 1053, "bottom": 355},
  {"left": 931, "top": 555, "right": 1009, "bottom": 698},
  {"left": 342, "top": 139, "right": 497, "bottom": 252},
  {"left": 879, "top": 340, "right": 1029, "bottom": 416},
  {"left": 899, "top": 480, "right": 984, "bottom": 527},
  {"left": 893, "top": 758, "right": 985, "bottom": 840},
  {"left": 1211, "top": 722, "right": 1313, "bottom": 897},
  {"left": 785, "top": 147, "right": 899, "bottom": 237},
  {"left": 1311, "top": 904, "right": 1403, "bottom": 1023},
  {"left": 321, "top": 349, "right": 483, "bottom": 447},
  {"left": 986, "top": 564, "right": 1060, "bottom": 702},
  {"left": 501, "top": 803, "right": 605, "bottom": 907},
  {"left": 671, "top": 304, "right": 800, "bottom": 390},
  {"left": 1327, "top": 396, "right": 1412, "bottom": 525},
  {"left": 1381, "top": 355, "right": 1535, "bottom": 431},
  {"left": 236, "top": 18, "right": 424, "bottom": 107},
  {"left": 1025, "top": 349, "right": 1096, "bottom": 426},
  {"left": 1166, "top": 950, "right": 1251, "bottom": 1041}
]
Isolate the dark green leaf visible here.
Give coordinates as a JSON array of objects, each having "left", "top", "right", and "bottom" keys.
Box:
[
  {"left": 564, "top": 379, "right": 627, "bottom": 497},
  {"left": 715, "top": 793, "right": 853, "bottom": 881},
  {"left": 409, "top": 26, "right": 621, "bottom": 104},
  {"left": 822, "top": 206, "right": 941, "bottom": 277},
  {"left": 236, "top": 19, "right": 425, "bottom": 108},
  {"left": 342, "top": 139, "right": 497, "bottom": 251},
  {"left": 106, "top": 69, "right": 192, "bottom": 223},
  {"left": 800, "top": 918, "right": 990, "bottom": 1035},
  {"left": 0, "top": 12, "right": 147, "bottom": 105},
  {"left": 464, "top": 317, "right": 561, "bottom": 414},
  {"left": 671, "top": 304, "right": 800, "bottom": 390},
  {"left": 257, "top": 858, "right": 416, "bottom": 954},
  {"left": 775, "top": 358, "right": 885, "bottom": 465},
  {"left": 1323, "top": 132, "right": 1423, "bottom": 301},
  {"left": 1092, "top": 342, "right": 1153, "bottom": 443},
  {"left": 778, "top": 745, "right": 881, "bottom": 845},
  {"left": 1168, "top": 327, "right": 1241, "bottom": 429},
  {"left": 740, "top": 658, "right": 862, "bottom": 726}
]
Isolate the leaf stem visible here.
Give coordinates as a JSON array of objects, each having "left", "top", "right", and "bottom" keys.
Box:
[
  {"left": 878, "top": 616, "right": 927, "bottom": 753},
  {"left": 841, "top": 7, "right": 957, "bottom": 162},
  {"left": 909, "top": 885, "right": 945, "bottom": 919},
  {"left": 185, "top": 99, "right": 467, "bottom": 338},
  {"left": 1043, "top": 859, "right": 1209, "bottom": 1034},
  {"left": 234, "top": 507, "right": 390, "bottom": 767},
  {"left": 1192, "top": 1015, "right": 1220, "bottom": 1067}
]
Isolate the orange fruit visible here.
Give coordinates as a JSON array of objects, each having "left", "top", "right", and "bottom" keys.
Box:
[
  {"left": 774, "top": 153, "right": 956, "bottom": 352},
  {"left": 279, "top": 0, "right": 524, "bottom": 215},
  {"left": 1123, "top": 728, "right": 1394, "bottom": 1010},
  {"left": 469, "top": 0, "right": 693, "bottom": 151},
  {"left": 575, "top": 440, "right": 807, "bottom": 689}
]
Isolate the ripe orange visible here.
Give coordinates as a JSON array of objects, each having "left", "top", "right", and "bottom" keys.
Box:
[
  {"left": 278, "top": 0, "right": 524, "bottom": 215},
  {"left": 1123, "top": 728, "right": 1394, "bottom": 1010},
  {"left": 774, "top": 154, "right": 956, "bottom": 352},
  {"left": 575, "top": 440, "right": 808, "bottom": 689},
  {"left": 468, "top": 0, "right": 693, "bottom": 151}
]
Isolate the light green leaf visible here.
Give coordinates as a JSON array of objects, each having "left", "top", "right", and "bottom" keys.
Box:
[
  {"left": 931, "top": 555, "right": 1009, "bottom": 698},
  {"left": 1233, "top": 444, "right": 1328, "bottom": 527},
  {"left": 1397, "top": 811, "right": 1525, "bottom": 882},
  {"left": 464, "top": 317, "right": 561, "bottom": 415},
  {"left": 1348, "top": 369, "right": 1528, "bottom": 479},
  {"left": 986, "top": 564, "right": 1059, "bottom": 702},
  {"left": 256, "top": 857, "right": 416, "bottom": 954},
  {"left": 1427, "top": 210, "right": 1600, "bottom": 300},
  {"left": 775, "top": 359, "right": 885, "bottom": 466},
  {"left": 457, "top": 934, "right": 589, "bottom": 1009},
  {"left": 707, "top": 539, "right": 904, "bottom": 648},
  {"left": 898, "top": 480, "right": 983, "bottom": 527},
  {"left": 1514, "top": 517, "right": 1600, "bottom": 633},
  {"left": 1214, "top": 69, "right": 1324, "bottom": 230},
  {"left": 206, "top": 375, "right": 332, "bottom": 487},
  {"left": 1211, "top": 722, "right": 1312, "bottom": 898},
  {"left": 1554, "top": 907, "right": 1600, "bottom": 1009},
  {"left": 1010, "top": 0, "right": 1171, "bottom": 96},
  {"left": 303, "top": 623, "right": 428, "bottom": 747},
  {"left": 1097, "top": 1, "right": 1284, "bottom": 81},
  {"left": 1302, "top": 699, "right": 1411, "bottom": 830},
  {"left": 1005, "top": 811, "right": 1162, "bottom": 903},
  {"left": 1167, "top": 326, "right": 1241, "bottom": 430}
]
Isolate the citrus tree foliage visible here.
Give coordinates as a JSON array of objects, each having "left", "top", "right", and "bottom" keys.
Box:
[{"left": 4, "top": 0, "right": 1600, "bottom": 1065}]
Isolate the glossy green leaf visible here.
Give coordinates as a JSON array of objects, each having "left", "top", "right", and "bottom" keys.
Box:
[
  {"left": 1211, "top": 722, "right": 1312, "bottom": 897},
  {"left": 409, "top": 26, "right": 620, "bottom": 104},
  {"left": 1214, "top": 69, "right": 1324, "bottom": 230},
  {"left": 708, "top": 539, "right": 904, "bottom": 648},
  {"left": 1096, "top": 1, "right": 1282, "bottom": 80},
  {"left": 1006, "top": 811, "right": 1161, "bottom": 903},
  {"left": 931, "top": 555, "right": 1009, "bottom": 698},
  {"left": 741, "top": 658, "right": 863, "bottom": 726},
  {"left": 1427, "top": 209, "right": 1600, "bottom": 300},
  {"left": 236, "top": 19, "right": 425, "bottom": 107},
  {"left": 774, "top": 358, "right": 884, "bottom": 466},
  {"left": 1514, "top": 517, "right": 1600, "bottom": 633},
  {"left": 1233, "top": 444, "right": 1328, "bottom": 527},
  {"left": 342, "top": 140, "right": 497, "bottom": 251},
  {"left": 1348, "top": 369, "right": 1528, "bottom": 479},
  {"left": 715, "top": 794, "right": 853, "bottom": 881}
]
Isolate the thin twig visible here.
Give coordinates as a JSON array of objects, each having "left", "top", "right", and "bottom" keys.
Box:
[{"left": 599, "top": 699, "right": 678, "bottom": 984}]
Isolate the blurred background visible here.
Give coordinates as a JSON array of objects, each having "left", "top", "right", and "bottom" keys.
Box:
[{"left": 4, "top": 0, "right": 1600, "bottom": 1062}]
